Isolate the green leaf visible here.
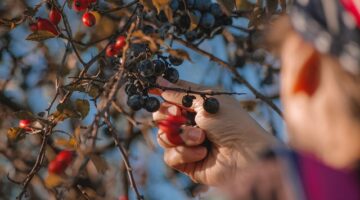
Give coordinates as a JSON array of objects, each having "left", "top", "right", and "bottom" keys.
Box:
[
  {"left": 26, "top": 31, "right": 56, "bottom": 42},
  {"left": 75, "top": 99, "right": 90, "bottom": 119}
]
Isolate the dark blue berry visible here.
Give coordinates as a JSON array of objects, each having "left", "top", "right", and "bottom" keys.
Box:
[
  {"left": 153, "top": 59, "right": 167, "bottom": 76},
  {"left": 144, "top": 97, "right": 160, "bottom": 112},
  {"left": 127, "top": 94, "right": 144, "bottom": 111},
  {"left": 138, "top": 60, "right": 155, "bottom": 77},
  {"left": 182, "top": 95, "right": 196, "bottom": 107},
  {"left": 203, "top": 97, "right": 219, "bottom": 114},
  {"left": 200, "top": 13, "right": 215, "bottom": 29},
  {"left": 210, "top": 3, "right": 222, "bottom": 17},
  {"left": 163, "top": 67, "right": 179, "bottom": 83}
]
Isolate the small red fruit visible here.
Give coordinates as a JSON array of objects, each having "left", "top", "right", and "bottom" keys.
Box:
[
  {"left": 37, "top": 18, "right": 59, "bottom": 35},
  {"left": 29, "top": 23, "right": 38, "bottom": 32},
  {"left": 73, "top": 0, "right": 89, "bottom": 12},
  {"left": 115, "top": 36, "right": 126, "bottom": 50},
  {"left": 118, "top": 195, "right": 128, "bottom": 200},
  {"left": 106, "top": 44, "right": 120, "bottom": 57},
  {"left": 56, "top": 150, "right": 73, "bottom": 165},
  {"left": 19, "top": 119, "right": 31, "bottom": 130},
  {"left": 157, "top": 115, "right": 187, "bottom": 145},
  {"left": 82, "top": 12, "right": 96, "bottom": 27},
  {"left": 48, "top": 160, "right": 66, "bottom": 174},
  {"left": 49, "top": 8, "right": 62, "bottom": 25}
]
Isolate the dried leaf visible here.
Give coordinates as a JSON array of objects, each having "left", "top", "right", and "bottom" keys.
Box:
[
  {"left": 75, "top": 99, "right": 90, "bottom": 119},
  {"left": 26, "top": 31, "right": 56, "bottom": 42},
  {"left": 54, "top": 137, "right": 78, "bottom": 150},
  {"left": 240, "top": 100, "right": 257, "bottom": 111},
  {"left": 7, "top": 128, "right": 25, "bottom": 142},
  {"left": 167, "top": 48, "right": 191, "bottom": 61},
  {"left": 89, "top": 154, "right": 108, "bottom": 174},
  {"left": 57, "top": 101, "right": 81, "bottom": 119},
  {"left": 45, "top": 173, "right": 63, "bottom": 189},
  {"left": 188, "top": 11, "right": 200, "bottom": 30}
]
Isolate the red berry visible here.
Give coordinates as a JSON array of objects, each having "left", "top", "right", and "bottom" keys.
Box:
[
  {"left": 29, "top": 23, "right": 38, "bottom": 32},
  {"left": 56, "top": 150, "right": 73, "bottom": 165},
  {"left": 106, "top": 44, "right": 120, "bottom": 57},
  {"left": 48, "top": 160, "right": 66, "bottom": 174},
  {"left": 115, "top": 36, "right": 126, "bottom": 50},
  {"left": 82, "top": 12, "right": 96, "bottom": 27},
  {"left": 73, "top": 0, "right": 89, "bottom": 12},
  {"left": 37, "top": 18, "right": 59, "bottom": 35},
  {"left": 118, "top": 195, "right": 128, "bottom": 200},
  {"left": 19, "top": 119, "right": 31, "bottom": 130},
  {"left": 49, "top": 8, "right": 62, "bottom": 25}
]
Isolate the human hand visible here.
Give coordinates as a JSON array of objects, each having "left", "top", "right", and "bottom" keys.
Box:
[{"left": 153, "top": 78, "right": 277, "bottom": 186}]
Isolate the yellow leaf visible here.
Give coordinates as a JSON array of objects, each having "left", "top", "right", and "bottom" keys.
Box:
[
  {"left": 54, "top": 137, "right": 78, "bottom": 150},
  {"left": 167, "top": 48, "right": 192, "bottom": 61},
  {"left": 45, "top": 173, "right": 63, "bottom": 189},
  {"left": 188, "top": 11, "right": 200, "bottom": 30},
  {"left": 26, "top": 31, "right": 56, "bottom": 42},
  {"left": 89, "top": 154, "right": 108, "bottom": 174},
  {"left": 235, "top": 0, "right": 254, "bottom": 11},
  {"left": 75, "top": 99, "right": 90, "bottom": 119}
]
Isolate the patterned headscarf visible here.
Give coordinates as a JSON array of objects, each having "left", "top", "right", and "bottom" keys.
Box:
[{"left": 290, "top": 0, "right": 360, "bottom": 75}]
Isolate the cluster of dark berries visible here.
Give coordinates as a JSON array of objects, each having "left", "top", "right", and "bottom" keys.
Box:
[
  {"left": 155, "top": 0, "right": 232, "bottom": 41},
  {"left": 124, "top": 44, "right": 184, "bottom": 113}
]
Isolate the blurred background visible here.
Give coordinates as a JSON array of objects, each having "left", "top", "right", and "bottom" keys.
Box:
[{"left": 0, "top": 0, "right": 286, "bottom": 199}]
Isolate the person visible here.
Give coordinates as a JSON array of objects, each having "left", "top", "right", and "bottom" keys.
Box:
[{"left": 153, "top": 0, "right": 360, "bottom": 199}]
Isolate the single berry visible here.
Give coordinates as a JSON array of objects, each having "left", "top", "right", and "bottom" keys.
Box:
[
  {"left": 49, "top": 8, "right": 62, "bottom": 25},
  {"left": 56, "top": 150, "right": 73, "bottom": 165},
  {"left": 142, "top": 25, "right": 155, "bottom": 34},
  {"left": 169, "top": 55, "right": 183, "bottom": 66},
  {"left": 144, "top": 97, "right": 160, "bottom": 112},
  {"left": 48, "top": 160, "right": 66, "bottom": 174},
  {"left": 174, "top": 14, "right": 191, "bottom": 32},
  {"left": 127, "top": 94, "right": 144, "bottom": 111},
  {"left": 195, "top": 0, "right": 211, "bottom": 11},
  {"left": 170, "top": 0, "right": 180, "bottom": 10},
  {"left": 203, "top": 97, "right": 219, "bottom": 114},
  {"left": 138, "top": 60, "right": 155, "bottom": 77},
  {"left": 37, "top": 18, "right": 59, "bottom": 35},
  {"left": 73, "top": 0, "right": 89, "bottom": 12},
  {"left": 182, "top": 95, "right": 196, "bottom": 107},
  {"left": 106, "top": 44, "right": 120, "bottom": 57},
  {"left": 153, "top": 59, "right": 166, "bottom": 76},
  {"left": 29, "top": 23, "right": 38, "bottom": 32},
  {"left": 19, "top": 119, "right": 31, "bottom": 130},
  {"left": 82, "top": 12, "right": 96, "bottom": 27},
  {"left": 200, "top": 13, "right": 215, "bottom": 29},
  {"left": 163, "top": 67, "right": 179, "bottom": 83},
  {"left": 210, "top": 3, "right": 223, "bottom": 17},
  {"left": 125, "top": 84, "right": 138, "bottom": 96},
  {"left": 115, "top": 36, "right": 126, "bottom": 50},
  {"left": 187, "top": 0, "right": 195, "bottom": 9}
]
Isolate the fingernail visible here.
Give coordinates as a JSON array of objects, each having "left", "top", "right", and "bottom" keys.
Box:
[
  {"left": 188, "top": 129, "right": 202, "bottom": 143},
  {"left": 168, "top": 106, "right": 179, "bottom": 116}
]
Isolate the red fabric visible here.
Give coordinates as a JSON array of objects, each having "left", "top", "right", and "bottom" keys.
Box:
[{"left": 341, "top": 0, "right": 360, "bottom": 27}]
